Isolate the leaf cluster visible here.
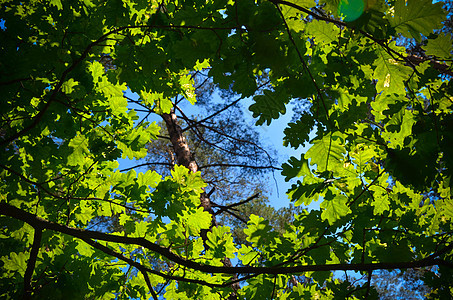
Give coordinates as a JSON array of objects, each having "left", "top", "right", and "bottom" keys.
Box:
[{"left": 1, "top": 0, "right": 453, "bottom": 299}]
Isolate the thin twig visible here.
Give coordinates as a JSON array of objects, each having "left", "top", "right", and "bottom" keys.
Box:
[
  {"left": 273, "top": 2, "right": 332, "bottom": 127},
  {"left": 364, "top": 271, "right": 372, "bottom": 299}
]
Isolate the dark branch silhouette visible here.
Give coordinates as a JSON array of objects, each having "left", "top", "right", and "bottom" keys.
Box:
[
  {"left": 23, "top": 228, "right": 42, "bottom": 300},
  {"left": 1, "top": 203, "right": 451, "bottom": 279}
]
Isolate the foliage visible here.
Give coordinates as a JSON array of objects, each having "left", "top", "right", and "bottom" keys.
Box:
[
  {"left": 144, "top": 107, "right": 275, "bottom": 210},
  {"left": 1, "top": 0, "right": 453, "bottom": 299},
  {"left": 142, "top": 88, "right": 290, "bottom": 246}
]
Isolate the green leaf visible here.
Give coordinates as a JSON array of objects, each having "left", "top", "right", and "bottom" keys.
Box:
[
  {"left": 179, "top": 74, "right": 197, "bottom": 105},
  {"left": 137, "top": 170, "right": 161, "bottom": 189},
  {"left": 109, "top": 96, "right": 128, "bottom": 115},
  {"left": 287, "top": 0, "right": 315, "bottom": 8},
  {"left": 184, "top": 208, "right": 212, "bottom": 236},
  {"left": 206, "top": 226, "right": 236, "bottom": 259},
  {"left": 61, "top": 78, "right": 79, "bottom": 95},
  {"left": 281, "top": 0, "right": 314, "bottom": 32},
  {"left": 320, "top": 190, "right": 351, "bottom": 225},
  {"left": 88, "top": 61, "right": 105, "bottom": 82},
  {"left": 307, "top": 20, "right": 340, "bottom": 44},
  {"left": 171, "top": 165, "right": 206, "bottom": 194},
  {"left": 117, "top": 125, "right": 157, "bottom": 159},
  {"left": 243, "top": 214, "right": 276, "bottom": 248},
  {"left": 369, "top": 185, "right": 390, "bottom": 214},
  {"left": 50, "top": 0, "right": 63, "bottom": 10},
  {"left": 76, "top": 201, "right": 96, "bottom": 224},
  {"left": 336, "top": 89, "right": 368, "bottom": 112},
  {"left": 289, "top": 181, "right": 325, "bottom": 206},
  {"left": 97, "top": 201, "right": 113, "bottom": 217},
  {"left": 75, "top": 241, "right": 95, "bottom": 257},
  {"left": 140, "top": 90, "right": 159, "bottom": 107},
  {"left": 383, "top": 107, "right": 416, "bottom": 149},
  {"left": 283, "top": 113, "right": 315, "bottom": 149},
  {"left": 389, "top": 0, "right": 446, "bottom": 42},
  {"left": 156, "top": 98, "right": 173, "bottom": 114},
  {"left": 2, "top": 252, "right": 27, "bottom": 276},
  {"left": 97, "top": 76, "right": 126, "bottom": 97},
  {"left": 305, "top": 132, "right": 346, "bottom": 173},
  {"left": 373, "top": 42, "right": 413, "bottom": 95},
  {"left": 249, "top": 89, "right": 288, "bottom": 125},
  {"left": 423, "top": 33, "right": 453, "bottom": 59},
  {"left": 350, "top": 144, "right": 376, "bottom": 173},
  {"left": 440, "top": 199, "right": 453, "bottom": 221},
  {"left": 242, "top": 275, "right": 278, "bottom": 300},
  {"left": 282, "top": 155, "right": 313, "bottom": 181},
  {"left": 119, "top": 213, "right": 132, "bottom": 226},
  {"left": 67, "top": 133, "right": 90, "bottom": 166},
  {"left": 238, "top": 245, "right": 260, "bottom": 265},
  {"left": 132, "top": 221, "right": 149, "bottom": 237}
]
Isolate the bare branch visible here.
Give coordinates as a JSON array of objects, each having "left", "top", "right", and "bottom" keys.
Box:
[
  {"left": 213, "top": 193, "right": 260, "bottom": 213},
  {"left": 221, "top": 209, "right": 248, "bottom": 224},
  {"left": 81, "top": 236, "right": 227, "bottom": 288},
  {"left": 120, "top": 162, "right": 173, "bottom": 172},
  {"left": 199, "top": 163, "right": 282, "bottom": 171},
  {"left": 181, "top": 97, "right": 244, "bottom": 132}
]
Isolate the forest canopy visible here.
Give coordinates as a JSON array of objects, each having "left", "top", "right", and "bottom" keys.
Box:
[{"left": 1, "top": 0, "right": 453, "bottom": 299}]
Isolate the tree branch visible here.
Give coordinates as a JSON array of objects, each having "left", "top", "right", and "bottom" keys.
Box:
[
  {"left": 181, "top": 80, "right": 270, "bottom": 133},
  {"left": 212, "top": 193, "right": 260, "bottom": 213},
  {"left": 406, "top": 55, "right": 453, "bottom": 77},
  {"left": 23, "top": 228, "right": 42, "bottom": 300},
  {"left": 120, "top": 162, "right": 173, "bottom": 172},
  {"left": 199, "top": 163, "right": 282, "bottom": 171},
  {"left": 364, "top": 271, "right": 372, "bottom": 299},
  {"left": 220, "top": 209, "right": 248, "bottom": 224},
  {"left": 272, "top": 0, "right": 453, "bottom": 77},
  {"left": 274, "top": 2, "right": 332, "bottom": 125},
  {"left": 194, "top": 122, "right": 277, "bottom": 167},
  {"left": 82, "top": 236, "right": 227, "bottom": 289},
  {"left": 142, "top": 271, "right": 158, "bottom": 300},
  {"left": 181, "top": 97, "right": 244, "bottom": 132},
  {"left": 1, "top": 203, "right": 451, "bottom": 277}
]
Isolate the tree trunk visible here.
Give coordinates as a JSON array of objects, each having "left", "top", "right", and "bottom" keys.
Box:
[{"left": 161, "top": 110, "right": 240, "bottom": 298}]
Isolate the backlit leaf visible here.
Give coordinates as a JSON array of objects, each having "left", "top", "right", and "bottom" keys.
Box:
[
  {"left": 423, "top": 33, "right": 453, "bottom": 59},
  {"left": 305, "top": 132, "right": 346, "bottom": 173},
  {"left": 389, "top": 0, "right": 446, "bottom": 42},
  {"left": 68, "top": 134, "right": 90, "bottom": 166},
  {"left": 373, "top": 42, "right": 413, "bottom": 95},
  {"left": 320, "top": 191, "right": 351, "bottom": 224},
  {"left": 76, "top": 241, "right": 95, "bottom": 257}
]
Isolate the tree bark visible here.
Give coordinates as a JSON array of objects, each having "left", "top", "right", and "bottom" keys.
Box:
[
  {"left": 161, "top": 110, "right": 240, "bottom": 298},
  {"left": 161, "top": 111, "right": 215, "bottom": 226},
  {"left": 406, "top": 55, "right": 453, "bottom": 77}
]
